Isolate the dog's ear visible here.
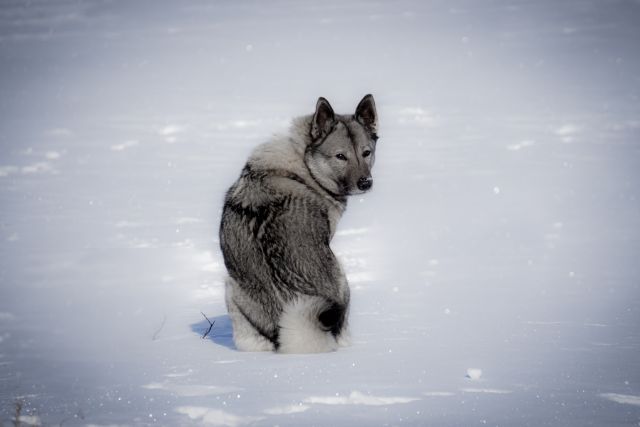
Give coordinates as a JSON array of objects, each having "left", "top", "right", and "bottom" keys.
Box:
[
  {"left": 311, "top": 97, "right": 335, "bottom": 140},
  {"left": 355, "top": 94, "right": 377, "bottom": 133}
]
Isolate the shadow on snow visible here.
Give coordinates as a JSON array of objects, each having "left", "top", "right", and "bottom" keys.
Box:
[{"left": 191, "top": 313, "right": 236, "bottom": 350}]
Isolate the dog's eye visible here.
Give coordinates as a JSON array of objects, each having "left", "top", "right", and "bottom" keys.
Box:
[
  {"left": 336, "top": 153, "right": 348, "bottom": 161},
  {"left": 362, "top": 150, "right": 371, "bottom": 158}
]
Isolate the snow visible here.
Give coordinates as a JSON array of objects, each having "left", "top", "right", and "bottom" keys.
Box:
[
  {"left": 1, "top": 0, "right": 640, "bottom": 426},
  {"left": 303, "top": 391, "right": 419, "bottom": 406},
  {"left": 175, "top": 407, "right": 264, "bottom": 427},
  {"left": 600, "top": 393, "right": 640, "bottom": 407},
  {"left": 465, "top": 368, "right": 483, "bottom": 381},
  {"left": 460, "top": 389, "right": 511, "bottom": 395}
]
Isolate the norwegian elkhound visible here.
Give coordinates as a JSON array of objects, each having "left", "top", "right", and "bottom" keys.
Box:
[{"left": 219, "top": 95, "right": 379, "bottom": 353}]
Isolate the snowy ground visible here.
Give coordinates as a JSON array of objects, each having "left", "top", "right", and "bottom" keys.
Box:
[{"left": 1, "top": 1, "right": 640, "bottom": 426}]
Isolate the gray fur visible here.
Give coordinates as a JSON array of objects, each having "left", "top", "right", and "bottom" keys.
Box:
[{"left": 219, "top": 94, "right": 379, "bottom": 353}]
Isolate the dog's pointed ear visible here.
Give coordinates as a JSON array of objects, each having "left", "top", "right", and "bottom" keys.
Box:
[
  {"left": 355, "top": 94, "right": 377, "bottom": 133},
  {"left": 311, "top": 97, "right": 335, "bottom": 140}
]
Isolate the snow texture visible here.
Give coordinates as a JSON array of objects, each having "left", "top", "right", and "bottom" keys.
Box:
[{"left": 1, "top": 0, "right": 640, "bottom": 426}]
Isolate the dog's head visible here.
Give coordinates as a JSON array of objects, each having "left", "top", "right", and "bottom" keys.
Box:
[{"left": 304, "top": 94, "right": 379, "bottom": 197}]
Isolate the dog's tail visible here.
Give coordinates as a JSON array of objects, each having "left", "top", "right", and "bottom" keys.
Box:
[{"left": 277, "top": 296, "right": 346, "bottom": 354}]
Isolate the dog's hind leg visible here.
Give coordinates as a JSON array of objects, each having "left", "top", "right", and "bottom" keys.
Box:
[{"left": 225, "top": 278, "right": 275, "bottom": 352}]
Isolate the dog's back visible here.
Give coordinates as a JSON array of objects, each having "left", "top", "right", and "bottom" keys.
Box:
[{"left": 219, "top": 95, "right": 378, "bottom": 353}]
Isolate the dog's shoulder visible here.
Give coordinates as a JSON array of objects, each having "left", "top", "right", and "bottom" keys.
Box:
[
  {"left": 247, "top": 117, "right": 310, "bottom": 180},
  {"left": 244, "top": 121, "right": 340, "bottom": 202},
  {"left": 224, "top": 116, "right": 346, "bottom": 235}
]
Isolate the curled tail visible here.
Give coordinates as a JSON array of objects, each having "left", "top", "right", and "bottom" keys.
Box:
[{"left": 277, "top": 296, "right": 347, "bottom": 354}]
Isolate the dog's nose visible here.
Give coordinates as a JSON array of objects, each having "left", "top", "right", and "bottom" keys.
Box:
[{"left": 357, "top": 177, "right": 373, "bottom": 191}]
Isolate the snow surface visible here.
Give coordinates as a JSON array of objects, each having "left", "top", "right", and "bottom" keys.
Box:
[{"left": 1, "top": 0, "right": 640, "bottom": 425}]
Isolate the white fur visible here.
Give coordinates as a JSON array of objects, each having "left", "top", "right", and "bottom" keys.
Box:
[
  {"left": 277, "top": 296, "right": 338, "bottom": 354},
  {"left": 337, "top": 324, "right": 352, "bottom": 347},
  {"left": 231, "top": 314, "right": 275, "bottom": 352}
]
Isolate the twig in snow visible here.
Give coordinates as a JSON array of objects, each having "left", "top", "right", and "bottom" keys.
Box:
[
  {"left": 13, "top": 399, "right": 23, "bottom": 427},
  {"left": 201, "top": 312, "right": 215, "bottom": 339},
  {"left": 152, "top": 315, "right": 167, "bottom": 341}
]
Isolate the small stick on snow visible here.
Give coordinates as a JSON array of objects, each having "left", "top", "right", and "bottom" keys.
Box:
[
  {"left": 201, "top": 312, "right": 215, "bottom": 339},
  {"left": 152, "top": 315, "right": 167, "bottom": 341}
]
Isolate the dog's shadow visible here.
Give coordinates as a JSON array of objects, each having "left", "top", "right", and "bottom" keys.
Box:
[{"left": 191, "top": 314, "right": 236, "bottom": 350}]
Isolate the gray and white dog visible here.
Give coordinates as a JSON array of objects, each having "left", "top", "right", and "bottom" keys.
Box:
[{"left": 219, "top": 95, "right": 379, "bottom": 353}]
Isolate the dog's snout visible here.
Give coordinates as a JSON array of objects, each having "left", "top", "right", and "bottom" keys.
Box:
[{"left": 357, "top": 177, "right": 373, "bottom": 191}]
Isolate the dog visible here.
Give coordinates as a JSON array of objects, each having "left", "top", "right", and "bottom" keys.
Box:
[{"left": 219, "top": 94, "right": 379, "bottom": 353}]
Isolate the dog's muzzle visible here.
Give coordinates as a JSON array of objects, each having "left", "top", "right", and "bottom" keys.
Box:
[{"left": 357, "top": 177, "right": 373, "bottom": 191}]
